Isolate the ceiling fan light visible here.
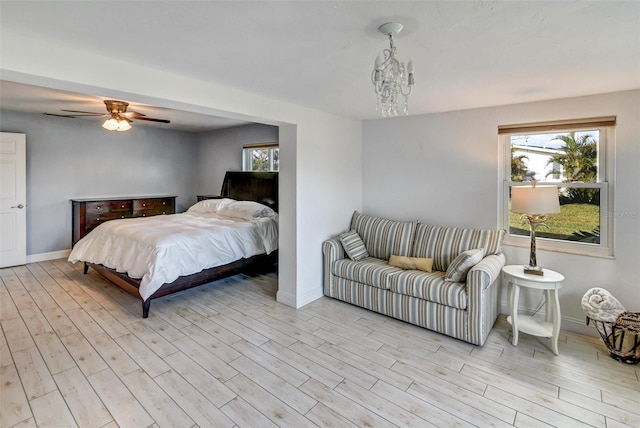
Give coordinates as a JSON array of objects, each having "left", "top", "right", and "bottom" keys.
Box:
[
  {"left": 102, "top": 117, "right": 131, "bottom": 131},
  {"left": 102, "top": 118, "right": 118, "bottom": 131},
  {"left": 116, "top": 119, "right": 131, "bottom": 131}
]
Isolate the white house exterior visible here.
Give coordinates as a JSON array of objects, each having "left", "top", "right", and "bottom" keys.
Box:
[{"left": 512, "top": 144, "right": 564, "bottom": 183}]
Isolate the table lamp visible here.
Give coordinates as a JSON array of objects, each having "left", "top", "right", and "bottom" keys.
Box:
[{"left": 511, "top": 182, "right": 560, "bottom": 275}]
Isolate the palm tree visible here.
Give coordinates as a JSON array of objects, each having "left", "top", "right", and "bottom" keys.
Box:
[
  {"left": 546, "top": 133, "right": 598, "bottom": 203},
  {"left": 546, "top": 134, "right": 597, "bottom": 182},
  {"left": 511, "top": 148, "right": 530, "bottom": 182}
]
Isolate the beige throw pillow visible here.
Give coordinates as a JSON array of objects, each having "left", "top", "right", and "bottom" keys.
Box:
[{"left": 389, "top": 255, "right": 434, "bottom": 272}]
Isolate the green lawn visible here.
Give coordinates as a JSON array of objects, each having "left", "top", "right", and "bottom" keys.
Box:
[{"left": 509, "top": 203, "right": 600, "bottom": 242}]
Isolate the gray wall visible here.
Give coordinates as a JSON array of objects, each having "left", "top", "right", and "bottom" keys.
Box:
[
  {"left": 362, "top": 89, "right": 640, "bottom": 334},
  {"left": 195, "top": 123, "right": 278, "bottom": 195},
  {"left": 1, "top": 110, "right": 199, "bottom": 254}
]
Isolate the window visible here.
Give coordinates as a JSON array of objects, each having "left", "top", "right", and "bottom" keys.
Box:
[
  {"left": 499, "top": 117, "right": 615, "bottom": 257},
  {"left": 242, "top": 143, "right": 279, "bottom": 172}
]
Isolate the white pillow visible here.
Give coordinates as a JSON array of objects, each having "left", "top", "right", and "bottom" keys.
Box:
[
  {"left": 445, "top": 248, "right": 485, "bottom": 282},
  {"left": 187, "top": 198, "right": 235, "bottom": 214},
  {"left": 217, "top": 200, "right": 275, "bottom": 220}
]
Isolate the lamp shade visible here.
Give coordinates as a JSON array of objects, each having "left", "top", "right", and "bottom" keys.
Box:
[{"left": 511, "top": 184, "right": 560, "bottom": 214}]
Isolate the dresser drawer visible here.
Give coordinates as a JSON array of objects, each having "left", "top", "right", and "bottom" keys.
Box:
[
  {"left": 133, "top": 198, "right": 174, "bottom": 216},
  {"left": 85, "top": 200, "right": 132, "bottom": 214},
  {"left": 111, "top": 201, "right": 133, "bottom": 212},
  {"left": 85, "top": 201, "right": 110, "bottom": 214},
  {"left": 86, "top": 212, "right": 132, "bottom": 232}
]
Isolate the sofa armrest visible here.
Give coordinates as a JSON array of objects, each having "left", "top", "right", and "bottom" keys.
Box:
[
  {"left": 468, "top": 253, "right": 507, "bottom": 290},
  {"left": 323, "top": 237, "right": 345, "bottom": 261},
  {"left": 466, "top": 253, "right": 506, "bottom": 345},
  {"left": 322, "top": 238, "right": 345, "bottom": 297}
]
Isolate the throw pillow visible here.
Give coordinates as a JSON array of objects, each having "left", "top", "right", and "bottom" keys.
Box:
[
  {"left": 445, "top": 248, "right": 485, "bottom": 282},
  {"left": 339, "top": 230, "right": 369, "bottom": 261},
  {"left": 389, "top": 255, "right": 433, "bottom": 272}
]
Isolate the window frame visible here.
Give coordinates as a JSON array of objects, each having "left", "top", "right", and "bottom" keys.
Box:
[
  {"left": 242, "top": 142, "right": 279, "bottom": 172},
  {"left": 498, "top": 119, "right": 615, "bottom": 258}
]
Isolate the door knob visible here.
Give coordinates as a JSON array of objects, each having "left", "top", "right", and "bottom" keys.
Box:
[{"left": 11, "top": 204, "right": 24, "bottom": 209}]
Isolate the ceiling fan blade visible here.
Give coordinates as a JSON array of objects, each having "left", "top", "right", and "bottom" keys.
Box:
[
  {"left": 133, "top": 116, "right": 171, "bottom": 124},
  {"left": 128, "top": 111, "right": 171, "bottom": 123},
  {"left": 46, "top": 104, "right": 170, "bottom": 125},
  {"left": 61, "top": 109, "right": 106, "bottom": 116},
  {"left": 44, "top": 113, "right": 79, "bottom": 118}
]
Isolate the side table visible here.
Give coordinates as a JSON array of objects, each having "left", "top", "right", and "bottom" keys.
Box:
[{"left": 502, "top": 265, "right": 565, "bottom": 355}]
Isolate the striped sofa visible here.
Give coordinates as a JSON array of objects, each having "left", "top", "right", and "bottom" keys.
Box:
[{"left": 322, "top": 211, "right": 506, "bottom": 346}]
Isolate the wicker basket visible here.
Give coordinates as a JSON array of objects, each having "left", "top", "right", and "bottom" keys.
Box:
[{"left": 587, "top": 311, "right": 640, "bottom": 364}]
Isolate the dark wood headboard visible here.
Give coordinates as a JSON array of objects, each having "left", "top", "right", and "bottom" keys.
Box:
[{"left": 220, "top": 171, "right": 279, "bottom": 212}]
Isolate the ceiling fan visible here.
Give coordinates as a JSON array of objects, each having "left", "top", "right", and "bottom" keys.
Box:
[{"left": 45, "top": 100, "right": 170, "bottom": 131}]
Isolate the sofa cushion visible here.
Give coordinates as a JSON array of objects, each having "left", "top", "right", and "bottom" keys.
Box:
[
  {"left": 412, "top": 224, "right": 505, "bottom": 271},
  {"left": 350, "top": 211, "right": 418, "bottom": 260},
  {"left": 445, "top": 248, "right": 485, "bottom": 282},
  {"left": 332, "top": 257, "right": 403, "bottom": 290},
  {"left": 389, "top": 270, "right": 468, "bottom": 310},
  {"left": 339, "top": 230, "right": 369, "bottom": 261}
]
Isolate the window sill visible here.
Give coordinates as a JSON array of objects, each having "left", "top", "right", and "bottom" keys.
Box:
[{"left": 503, "top": 236, "right": 615, "bottom": 259}]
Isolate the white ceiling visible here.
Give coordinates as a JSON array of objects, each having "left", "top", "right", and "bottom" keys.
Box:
[
  {"left": 0, "top": 80, "right": 253, "bottom": 132},
  {"left": 1, "top": 1, "right": 639, "bottom": 131}
]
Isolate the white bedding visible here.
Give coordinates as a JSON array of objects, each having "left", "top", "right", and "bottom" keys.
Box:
[{"left": 68, "top": 211, "right": 278, "bottom": 301}]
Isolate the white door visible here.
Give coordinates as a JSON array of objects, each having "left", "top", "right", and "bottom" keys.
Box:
[{"left": 0, "top": 132, "right": 27, "bottom": 268}]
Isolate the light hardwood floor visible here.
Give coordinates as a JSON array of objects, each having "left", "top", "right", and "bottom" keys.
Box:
[{"left": 1, "top": 259, "right": 638, "bottom": 428}]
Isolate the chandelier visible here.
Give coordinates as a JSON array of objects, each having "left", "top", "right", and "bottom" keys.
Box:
[{"left": 372, "top": 22, "right": 415, "bottom": 117}]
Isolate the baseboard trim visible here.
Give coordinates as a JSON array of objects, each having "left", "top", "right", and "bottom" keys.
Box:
[
  {"left": 27, "top": 249, "right": 71, "bottom": 264},
  {"left": 562, "top": 314, "right": 598, "bottom": 337},
  {"left": 296, "top": 287, "right": 324, "bottom": 308},
  {"left": 277, "top": 286, "right": 323, "bottom": 309},
  {"left": 276, "top": 290, "right": 297, "bottom": 308}
]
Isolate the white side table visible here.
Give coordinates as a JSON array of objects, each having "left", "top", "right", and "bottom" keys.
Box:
[{"left": 502, "top": 265, "right": 565, "bottom": 355}]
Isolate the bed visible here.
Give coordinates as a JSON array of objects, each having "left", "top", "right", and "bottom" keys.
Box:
[{"left": 68, "top": 171, "right": 279, "bottom": 318}]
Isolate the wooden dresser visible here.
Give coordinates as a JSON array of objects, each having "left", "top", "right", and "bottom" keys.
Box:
[{"left": 71, "top": 196, "right": 176, "bottom": 245}]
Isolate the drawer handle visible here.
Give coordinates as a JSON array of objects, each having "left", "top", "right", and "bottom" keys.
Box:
[
  {"left": 97, "top": 218, "right": 101, "bottom": 221},
  {"left": 162, "top": 211, "right": 166, "bottom": 214},
  {"left": 121, "top": 216, "right": 125, "bottom": 219},
  {"left": 96, "top": 206, "right": 101, "bottom": 210},
  {"left": 142, "top": 213, "right": 146, "bottom": 217},
  {"left": 121, "top": 204, "right": 125, "bottom": 208},
  {"left": 142, "top": 203, "right": 146, "bottom": 207},
  {"left": 163, "top": 202, "right": 166, "bottom": 205}
]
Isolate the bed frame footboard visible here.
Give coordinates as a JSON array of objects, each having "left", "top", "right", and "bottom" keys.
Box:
[{"left": 85, "top": 251, "right": 277, "bottom": 318}]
